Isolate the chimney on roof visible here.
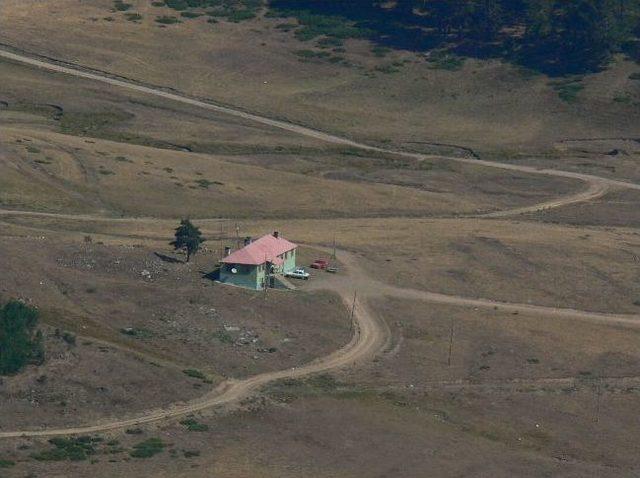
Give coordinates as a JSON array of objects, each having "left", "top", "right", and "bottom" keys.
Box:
[
  {"left": 224, "top": 246, "right": 232, "bottom": 257},
  {"left": 273, "top": 231, "right": 279, "bottom": 239},
  {"left": 244, "top": 236, "right": 252, "bottom": 246}
]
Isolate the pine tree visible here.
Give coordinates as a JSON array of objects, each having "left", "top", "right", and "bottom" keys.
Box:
[
  {"left": 170, "top": 219, "right": 205, "bottom": 262},
  {"left": 0, "top": 301, "right": 44, "bottom": 375}
]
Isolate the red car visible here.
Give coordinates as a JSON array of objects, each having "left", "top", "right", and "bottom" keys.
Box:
[{"left": 310, "top": 259, "right": 329, "bottom": 270}]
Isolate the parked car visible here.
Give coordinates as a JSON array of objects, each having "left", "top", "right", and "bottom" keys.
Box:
[
  {"left": 326, "top": 267, "right": 338, "bottom": 273},
  {"left": 285, "top": 268, "right": 310, "bottom": 280},
  {"left": 310, "top": 259, "right": 329, "bottom": 269}
]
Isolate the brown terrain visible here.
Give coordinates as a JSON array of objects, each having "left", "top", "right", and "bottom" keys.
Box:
[{"left": 0, "top": 1, "right": 639, "bottom": 477}]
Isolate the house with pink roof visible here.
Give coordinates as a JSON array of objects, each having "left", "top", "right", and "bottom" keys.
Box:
[{"left": 219, "top": 231, "right": 297, "bottom": 289}]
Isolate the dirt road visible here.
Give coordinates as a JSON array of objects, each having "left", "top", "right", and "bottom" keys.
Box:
[
  {"left": 1, "top": 46, "right": 639, "bottom": 202},
  {"left": 1, "top": 242, "right": 638, "bottom": 438},
  {"left": 320, "top": 249, "right": 640, "bottom": 329},
  {"left": 0, "top": 270, "right": 387, "bottom": 438},
  {"left": 474, "top": 179, "right": 610, "bottom": 218},
  {"left": 0, "top": 46, "right": 639, "bottom": 438}
]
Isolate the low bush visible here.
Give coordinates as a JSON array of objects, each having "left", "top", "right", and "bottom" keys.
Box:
[
  {"left": 427, "top": 51, "right": 465, "bottom": 71},
  {"left": 124, "top": 12, "right": 143, "bottom": 21},
  {"left": 374, "top": 64, "right": 401, "bottom": 74},
  {"left": 550, "top": 79, "right": 584, "bottom": 103},
  {"left": 180, "top": 418, "right": 209, "bottom": 432},
  {"left": 113, "top": 0, "right": 132, "bottom": 11},
  {"left": 130, "top": 438, "right": 166, "bottom": 458},
  {"left": 156, "top": 15, "right": 181, "bottom": 24},
  {"left": 182, "top": 368, "right": 211, "bottom": 382},
  {"left": 30, "top": 437, "right": 100, "bottom": 462},
  {"left": 371, "top": 46, "right": 391, "bottom": 57},
  {"left": 181, "top": 11, "right": 202, "bottom": 18}
]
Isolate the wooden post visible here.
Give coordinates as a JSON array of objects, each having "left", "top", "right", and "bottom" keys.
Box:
[
  {"left": 349, "top": 291, "right": 357, "bottom": 333},
  {"left": 594, "top": 379, "right": 602, "bottom": 423},
  {"left": 332, "top": 235, "right": 337, "bottom": 260},
  {"left": 447, "top": 318, "right": 455, "bottom": 367}
]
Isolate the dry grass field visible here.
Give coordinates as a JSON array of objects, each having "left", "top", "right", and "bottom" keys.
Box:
[
  {"left": 0, "top": 57, "right": 587, "bottom": 220},
  {"left": 1, "top": 0, "right": 640, "bottom": 156},
  {"left": 0, "top": 1, "right": 639, "bottom": 476}
]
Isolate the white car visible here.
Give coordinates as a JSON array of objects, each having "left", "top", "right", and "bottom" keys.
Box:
[{"left": 285, "top": 268, "right": 310, "bottom": 280}]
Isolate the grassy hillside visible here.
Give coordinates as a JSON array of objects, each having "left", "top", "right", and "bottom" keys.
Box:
[{"left": 1, "top": 0, "right": 639, "bottom": 156}]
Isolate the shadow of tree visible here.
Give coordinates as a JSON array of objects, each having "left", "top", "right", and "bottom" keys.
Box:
[{"left": 154, "top": 252, "right": 184, "bottom": 264}]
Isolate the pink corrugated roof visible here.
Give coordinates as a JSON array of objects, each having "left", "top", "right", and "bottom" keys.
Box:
[{"left": 221, "top": 234, "right": 297, "bottom": 266}]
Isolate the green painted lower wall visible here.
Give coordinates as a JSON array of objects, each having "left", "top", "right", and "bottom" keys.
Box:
[
  {"left": 283, "top": 249, "right": 296, "bottom": 273},
  {"left": 219, "top": 263, "right": 264, "bottom": 290}
]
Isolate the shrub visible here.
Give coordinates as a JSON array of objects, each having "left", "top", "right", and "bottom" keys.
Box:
[
  {"left": 371, "top": 46, "right": 391, "bottom": 57},
  {"left": 113, "top": 1, "right": 132, "bottom": 11},
  {"left": 550, "top": 79, "right": 584, "bottom": 103},
  {"left": 613, "top": 92, "right": 633, "bottom": 104},
  {"left": 156, "top": 15, "right": 181, "bottom": 24},
  {"left": 213, "top": 330, "right": 234, "bottom": 344},
  {"left": 307, "top": 373, "right": 339, "bottom": 392},
  {"left": 317, "top": 37, "right": 344, "bottom": 48},
  {"left": 165, "top": 0, "right": 189, "bottom": 10},
  {"left": 130, "top": 438, "right": 166, "bottom": 458},
  {"left": 183, "top": 368, "right": 208, "bottom": 380},
  {"left": 427, "top": 52, "right": 465, "bottom": 71},
  {"left": 374, "top": 64, "right": 400, "bottom": 74},
  {"left": 275, "top": 22, "right": 297, "bottom": 31},
  {"left": 0, "top": 301, "right": 44, "bottom": 375},
  {"left": 227, "top": 10, "right": 256, "bottom": 22},
  {"left": 194, "top": 178, "right": 223, "bottom": 188},
  {"left": 180, "top": 418, "right": 209, "bottom": 432},
  {"left": 0, "top": 459, "right": 15, "bottom": 468},
  {"left": 30, "top": 437, "right": 99, "bottom": 462},
  {"left": 274, "top": 10, "right": 370, "bottom": 42},
  {"left": 62, "top": 332, "right": 76, "bottom": 346}
]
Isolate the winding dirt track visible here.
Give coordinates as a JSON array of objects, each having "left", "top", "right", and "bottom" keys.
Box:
[
  {"left": 0, "top": 274, "right": 387, "bottom": 439},
  {"left": 1, "top": 46, "right": 639, "bottom": 208},
  {"left": 1, "top": 47, "right": 640, "bottom": 438},
  {"left": 0, "top": 244, "right": 638, "bottom": 439},
  {"left": 474, "top": 179, "right": 610, "bottom": 218}
]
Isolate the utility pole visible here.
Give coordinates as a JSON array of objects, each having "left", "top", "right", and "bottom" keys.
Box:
[
  {"left": 447, "top": 318, "right": 455, "bottom": 367},
  {"left": 349, "top": 291, "right": 358, "bottom": 333},
  {"left": 332, "top": 234, "right": 337, "bottom": 260},
  {"left": 594, "top": 379, "right": 602, "bottom": 423}
]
